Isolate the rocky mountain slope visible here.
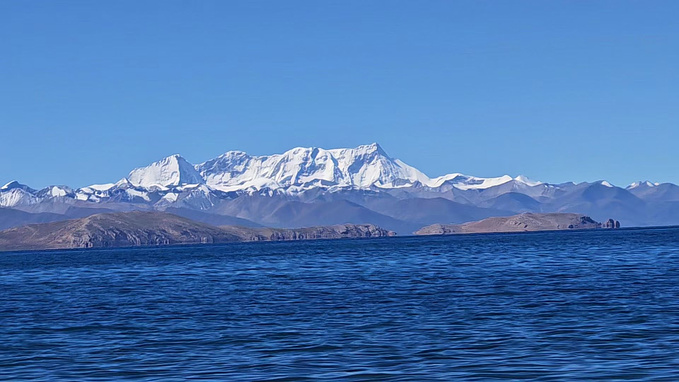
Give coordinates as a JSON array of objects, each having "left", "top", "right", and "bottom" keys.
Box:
[
  {"left": 0, "top": 211, "right": 395, "bottom": 251},
  {"left": 415, "top": 213, "right": 620, "bottom": 235},
  {"left": 1, "top": 143, "right": 677, "bottom": 233}
]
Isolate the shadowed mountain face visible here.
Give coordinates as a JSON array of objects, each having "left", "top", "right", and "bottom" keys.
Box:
[
  {"left": 627, "top": 183, "right": 679, "bottom": 202},
  {"left": 361, "top": 197, "right": 514, "bottom": 226},
  {"left": 0, "top": 208, "right": 66, "bottom": 231},
  {"left": 1, "top": 144, "right": 677, "bottom": 233},
  {"left": 478, "top": 192, "right": 542, "bottom": 212},
  {"left": 0, "top": 212, "right": 395, "bottom": 252},
  {"left": 209, "top": 195, "right": 422, "bottom": 234},
  {"left": 415, "top": 213, "right": 618, "bottom": 235},
  {"left": 162, "top": 207, "right": 262, "bottom": 228}
]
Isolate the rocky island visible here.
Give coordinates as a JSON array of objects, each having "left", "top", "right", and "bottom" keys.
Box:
[
  {"left": 0, "top": 211, "right": 396, "bottom": 252},
  {"left": 415, "top": 213, "right": 620, "bottom": 235}
]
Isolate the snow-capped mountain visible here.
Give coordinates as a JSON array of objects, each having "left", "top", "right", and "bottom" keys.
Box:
[
  {"left": 0, "top": 181, "right": 40, "bottom": 207},
  {"left": 628, "top": 181, "right": 660, "bottom": 189},
  {"left": 195, "top": 143, "right": 547, "bottom": 194},
  {"left": 1, "top": 143, "right": 678, "bottom": 232},
  {"left": 128, "top": 154, "right": 204, "bottom": 189},
  {"left": 626, "top": 181, "right": 679, "bottom": 203},
  {"left": 0, "top": 143, "right": 548, "bottom": 203},
  {"left": 197, "top": 143, "right": 431, "bottom": 192}
]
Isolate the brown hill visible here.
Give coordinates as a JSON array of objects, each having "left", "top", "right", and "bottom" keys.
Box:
[
  {"left": 0, "top": 211, "right": 395, "bottom": 252},
  {"left": 415, "top": 213, "right": 619, "bottom": 235}
]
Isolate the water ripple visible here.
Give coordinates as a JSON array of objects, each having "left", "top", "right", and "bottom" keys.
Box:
[{"left": 1, "top": 228, "right": 679, "bottom": 380}]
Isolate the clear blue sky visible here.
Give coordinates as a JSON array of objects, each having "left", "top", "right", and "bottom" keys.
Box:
[{"left": 1, "top": 1, "right": 678, "bottom": 188}]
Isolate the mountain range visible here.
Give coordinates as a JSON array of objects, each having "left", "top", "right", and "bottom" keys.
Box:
[{"left": 2, "top": 143, "right": 678, "bottom": 234}]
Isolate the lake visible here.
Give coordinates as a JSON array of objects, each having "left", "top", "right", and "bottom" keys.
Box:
[{"left": 1, "top": 228, "right": 679, "bottom": 380}]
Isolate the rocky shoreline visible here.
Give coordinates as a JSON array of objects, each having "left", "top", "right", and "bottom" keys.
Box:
[{"left": 0, "top": 211, "right": 396, "bottom": 252}]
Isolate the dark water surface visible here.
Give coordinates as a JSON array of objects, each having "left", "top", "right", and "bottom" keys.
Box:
[{"left": 2, "top": 228, "right": 679, "bottom": 381}]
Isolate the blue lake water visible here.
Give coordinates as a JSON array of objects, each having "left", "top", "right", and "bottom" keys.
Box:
[{"left": 2, "top": 228, "right": 679, "bottom": 381}]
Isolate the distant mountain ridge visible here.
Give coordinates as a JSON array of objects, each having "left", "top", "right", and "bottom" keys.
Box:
[{"left": 1, "top": 143, "right": 677, "bottom": 233}]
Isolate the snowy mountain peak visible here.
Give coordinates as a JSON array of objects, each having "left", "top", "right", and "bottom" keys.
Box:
[
  {"left": 1, "top": 181, "right": 35, "bottom": 192},
  {"left": 197, "top": 143, "right": 429, "bottom": 192},
  {"left": 42, "top": 185, "right": 73, "bottom": 198},
  {"left": 428, "top": 174, "right": 512, "bottom": 190},
  {"left": 0, "top": 181, "right": 40, "bottom": 207},
  {"left": 1, "top": 180, "right": 21, "bottom": 190},
  {"left": 84, "top": 183, "right": 116, "bottom": 192},
  {"left": 354, "top": 142, "right": 388, "bottom": 156},
  {"left": 628, "top": 181, "right": 659, "bottom": 189},
  {"left": 514, "top": 175, "right": 543, "bottom": 187},
  {"left": 127, "top": 154, "right": 204, "bottom": 189}
]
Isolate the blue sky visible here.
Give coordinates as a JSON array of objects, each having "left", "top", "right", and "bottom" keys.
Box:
[{"left": 1, "top": 1, "right": 678, "bottom": 188}]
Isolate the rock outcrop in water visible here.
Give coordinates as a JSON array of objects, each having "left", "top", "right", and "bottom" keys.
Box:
[
  {"left": 602, "top": 218, "right": 621, "bottom": 229},
  {"left": 415, "top": 213, "right": 620, "bottom": 235},
  {"left": 0, "top": 211, "right": 396, "bottom": 251}
]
